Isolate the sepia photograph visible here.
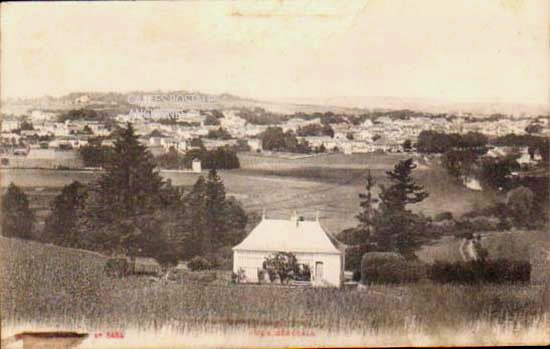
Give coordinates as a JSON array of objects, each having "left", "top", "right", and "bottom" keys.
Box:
[{"left": 0, "top": 0, "right": 548, "bottom": 347}]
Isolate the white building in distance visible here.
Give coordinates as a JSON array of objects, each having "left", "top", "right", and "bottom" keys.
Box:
[{"left": 232, "top": 211, "right": 344, "bottom": 287}]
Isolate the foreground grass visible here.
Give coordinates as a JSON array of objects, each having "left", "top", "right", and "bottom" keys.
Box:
[
  {"left": 1, "top": 237, "right": 548, "bottom": 346},
  {"left": 3, "top": 316, "right": 549, "bottom": 347}
]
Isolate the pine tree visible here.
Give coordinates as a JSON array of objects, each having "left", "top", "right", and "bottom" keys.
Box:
[
  {"left": 77, "top": 123, "right": 168, "bottom": 253},
  {"left": 1, "top": 182, "right": 35, "bottom": 239},
  {"left": 184, "top": 175, "right": 208, "bottom": 256},
  {"left": 378, "top": 158, "right": 428, "bottom": 213},
  {"left": 356, "top": 170, "right": 378, "bottom": 230},
  {"left": 370, "top": 158, "right": 432, "bottom": 258},
  {"left": 204, "top": 168, "right": 227, "bottom": 251},
  {"left": 97, "top": 123, "right": 165, "bottom": 219}
]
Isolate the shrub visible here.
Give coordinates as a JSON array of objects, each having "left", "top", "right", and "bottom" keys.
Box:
[
  {"left": 188, "top": 256, "right": 213, "bottom": 271},
  {"left": 360, "top": 252, "right": 425, "bottom": 284},
  {"left": 429, "top": 259, "right": 531, "bottom": 284},
  {"left": 345, "top": 244, "right": 369, "bottom": 271},
  {"left": 104, "top": 257, "right": 129, "bottom": 277},
  {"left": 431, "top": 219, "right": 457, "bottom": 235},
  {"left": 471, "top": 216, "right": 500, "bottom": 231},
  {"left": 205, "top": 246, "right": 233, "bottom": 270},
  {"left": 434, "top": 211, "right": 454, "bottom": 222},
  {"left": 458, "top": 216, "right": 500, "bottom": 232},
  {"left": 257, "top": 269, "right": 266, "bottom": 283},
  {"left": 455, "top": 231, "right": 474, "bottom": 240}
]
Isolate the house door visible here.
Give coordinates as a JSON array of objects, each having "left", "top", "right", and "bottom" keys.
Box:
[{"left": 315, "top": 262, "right": 324, "bottom": 280}]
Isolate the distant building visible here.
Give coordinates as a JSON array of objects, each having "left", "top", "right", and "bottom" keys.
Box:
[
  {"left": 247, "top": 138, "right": 262, "bottom": 152},
  {"left": 74, "top": 95, "right": 90, "bottom": 104},
  {"left": 1, "top": 120, "right": 20, "bottom": 132},
  {"left": 192, "top": 158, "right": 202, "bottom": 173},
  {"left": 232, "top": 211, "right": 344, "bottom": 287}
]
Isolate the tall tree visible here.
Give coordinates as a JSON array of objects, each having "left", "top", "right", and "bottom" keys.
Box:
[
  {"left": 371, "top": 159, "right": 432, "bottom": 258},
  {"left": 354, "top": 170, "right": 378, "bottom": 242},
  {"left": 402, "top": 139, "right": 412, "bottom": 152},
  {"left": 43, "top": 181, "right": 87, "bottom": 246},
  {"left": 1, "top": 183, "right": 35, "bottom": 239},
  {"left": 183, "top": 175, "right": 208, "bottom": 256},
  {"left": 205, "top": 169, "right": 228, "bottom": 251},
  {"left": 96, "top": 123, "right": 165, "bottom": 219},
  {"left": 77, "top": 123, "right": 170, "bottom": 254},
  {"left": 378, "top": 158, "right": 428, "bottom": 213},
  {"left": 338, "top": 170, "right": 379, "bottom": 271}
]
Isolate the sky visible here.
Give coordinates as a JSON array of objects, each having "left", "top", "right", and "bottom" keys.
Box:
[{"left": 1, "top": 0, "right": 548, "bottom": 105}]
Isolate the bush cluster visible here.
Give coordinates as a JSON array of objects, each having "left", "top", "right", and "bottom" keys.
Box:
[
  {"left": 429, "top": 259, "right": 531, "bottom": 284},
  {"left": 360, "top": 252, "right": 426, "bottom": 284},
  {"left": 188, "top": 256, "right": 213, "bottom": 271}
]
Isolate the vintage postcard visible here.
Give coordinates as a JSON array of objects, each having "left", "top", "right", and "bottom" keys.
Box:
[{"left": 0, "top": 0, "right": 549, "bottom": 347}]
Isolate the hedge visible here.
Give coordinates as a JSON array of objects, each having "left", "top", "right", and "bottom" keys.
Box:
[
  {"left": 360, "top": 252, "right": 426, "bottom": 284},
  {"left": 188, "top": 256, "right": 213, "bottom": 271},
  {"left": 429, "top": 259, "right": 531, "bottom": 284}
]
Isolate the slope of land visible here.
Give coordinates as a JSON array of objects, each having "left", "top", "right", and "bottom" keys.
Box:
[{"left": 1, "top": 236, "right": 547, "bottom": 347}]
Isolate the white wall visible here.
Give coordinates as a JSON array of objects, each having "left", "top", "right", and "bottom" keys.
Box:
[{"left": 233, "top": 250, "right": 342, "bottom": 287}]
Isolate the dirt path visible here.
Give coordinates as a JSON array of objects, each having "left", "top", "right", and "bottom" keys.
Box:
[
  {"left": 466, "top": 239, "right": 478, "bottom": 261},
  {"left": 459, "top": 238, "right": 478, "bottom": 262}
]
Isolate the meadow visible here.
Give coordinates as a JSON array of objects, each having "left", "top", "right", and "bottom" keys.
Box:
[
  {"left": 0, "top": 152, "right": 499, "bottom": 234},
  {"left": 1, "top": 237, "right": 548, "bottom": 346}
]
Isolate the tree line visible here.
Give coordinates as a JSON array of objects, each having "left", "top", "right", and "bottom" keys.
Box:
[{"left": 2, "top": 123, "right": 247, "bottom": 266}]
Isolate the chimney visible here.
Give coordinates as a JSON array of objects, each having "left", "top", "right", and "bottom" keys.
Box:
[
  {"left": 315, "top": 210, "right": 320, "bottom": 222},
  {"left": 290, "top": 210, "right": 298, "bottom": 226},
  {"left": 262, "top": 208, "right": 266, "bottom": 220}
]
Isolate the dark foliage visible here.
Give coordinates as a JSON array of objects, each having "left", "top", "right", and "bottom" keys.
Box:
[
  {"left": 188, "top": 256, "right": 213, "bottom": 271},
  {"left": 1, "top": 183, "right": 35, "bottom": 239},
  {"left": 79, "top": 143, "right": 114, "bottom": 167},
  {"left": 441, "top": 149, "right": 478, "bottom": 178},
  {"left": 260, "top": 127, "right": 311, "bottom": 153},
  {"left": 183, "top": 147, "right": 240, "bottom": 170},
  {"left": 434, "top": 211, "right": 454, "bottom": 222},
  {"left": 402, "top": 139, "right": 412, "bottom": 152},
  {"left": 360, "top": 252, "right": 425, "bottom": 284},
  {"left": 203, "top": 114, "right": 220, "bottom": 126},
  {"left": 344, "top": 243, "right": 370, "bottom": 271},
  {"left": 479, "top": 155, "right": 520, "bottom": 190},
  {"left": 58, "top": 108, "right": 109, "bottom": 123},
  {"left": 429, "top": 260, "right": 531, "bottom": 284},
  {"left": 180, "top": 170, "right": 248, "bottom": 257},
  {"left": 155, "top": 147, "right": 186, "bottom": 169},
  {"left": 43, "top": 181, "right": 87, "bottom": 247},
  {"left": 206, "top": 127, "right": 232, "bottom": 140},
  {"left": 263, "top": 251, "right": 300, "bottom": 284},
  {"left": 237, "top": 108, "right": 287, "bottom": 125},
  {"left": 416, "top": 130, "right": 488, "bottom": 154},
  {"left": 492, "top": 134, "right": 549, "bottom": 164}
]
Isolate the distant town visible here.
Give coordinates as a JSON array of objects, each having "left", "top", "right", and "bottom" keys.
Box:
[{"left": 1, "top": 92, "right": 549, "bottom": 170}]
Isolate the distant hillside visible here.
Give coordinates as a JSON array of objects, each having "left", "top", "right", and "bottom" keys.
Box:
[
  {"left": 2, "top": 91, "right": 364, "bottom": 116},
  {"left": 275, "top": 96, "right": 549, "bottom": 117},
  {"left": 4, "top": 91, "right": 547, "bottom": 118}
]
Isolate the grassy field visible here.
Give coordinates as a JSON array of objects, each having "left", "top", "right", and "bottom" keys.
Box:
[
  {"left": 0, "top": 153, "right": 500, "bottom": 234},
  {"left": 1, "top": 237, "right": 548, "bottom": 346}
]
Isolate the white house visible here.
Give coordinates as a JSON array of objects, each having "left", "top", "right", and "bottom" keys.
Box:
[{"left": 232, "top": 212, "right": 344, "bottom": 287}]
